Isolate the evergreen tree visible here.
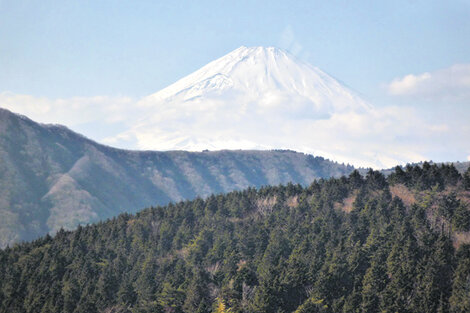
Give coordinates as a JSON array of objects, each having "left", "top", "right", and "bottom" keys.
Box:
[
  {"left": 463, "top": 167, "right": 470, "bottom": 191},
  {"left": 450, "top": 245, "right": 470, "bottom": 313}
]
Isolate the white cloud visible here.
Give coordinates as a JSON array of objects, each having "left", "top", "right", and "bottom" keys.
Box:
[
  {"left": 386, "top": 64, "right": 470, "bottom": 102},
  {"left": 103, "top": 92, "right": 464, "bottom": 169},
  {"left": 2, "top": 80, "right": 469, "bottom": 170},
  {"left": 278, "top": 25, "right": 306, "bottom": 59},
  {"left": 0, "top": 92, "right": 135, "bottom": 125},
  {"left": 388, "top": 72, "right": 432, "bottom": 95},
  {"left": 0, "top": 92, "right": 137, "bottom": 140}
]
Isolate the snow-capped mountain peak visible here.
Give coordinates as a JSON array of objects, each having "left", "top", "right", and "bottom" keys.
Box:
[{"left": 141, "top": 46, "right": 370, "bottom": 113}]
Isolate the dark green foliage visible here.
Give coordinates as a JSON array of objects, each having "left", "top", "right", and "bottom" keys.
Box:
[
  {"left": 449, "top": 245, "right": 470, "bottom": 312},
  {"left": 0, "top": 166, "right": 469, "bottom": 312},
  {"left": 389, "top": 162, "right": 461, "bottom": 190},
  {"left": 464, "top": 167, "right": 470, "bottom": 191},
  {"left": 452, "top": 204, "right": 470, "bottom": 232}
]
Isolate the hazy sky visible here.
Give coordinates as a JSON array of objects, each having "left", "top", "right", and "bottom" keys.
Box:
[{"left": 1, "top": 0, "right": 469, "bottom": 167}]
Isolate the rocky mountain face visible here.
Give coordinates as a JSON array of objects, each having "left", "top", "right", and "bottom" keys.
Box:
[{"left": 0, "top": 108, "right": 354, "bottom": 247}]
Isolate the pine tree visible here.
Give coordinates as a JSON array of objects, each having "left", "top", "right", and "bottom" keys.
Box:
[
  {"left": 62, "top": 278, "right": 80, "bottom": 312},
  {"left": 452, "top": 204, "right": 470, "bottom": 232},
  {"left": 463, "top": 167, "right": 470, "bottom": 190},
  {"left": 450, "top": 245, "right": 470, "bottom": 313}
]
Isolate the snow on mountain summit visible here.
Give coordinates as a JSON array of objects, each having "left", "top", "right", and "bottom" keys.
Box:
[{"left": 141, "top": 46, "right": 370, "bottom": 113}]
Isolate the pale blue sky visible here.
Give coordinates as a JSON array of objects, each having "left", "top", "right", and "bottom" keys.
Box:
[
  {"left": 1, "top": 0, "right": 468, "bottom": 100},
  {"left": 1, "top": 0, "right": 469, "bottom": 166}
]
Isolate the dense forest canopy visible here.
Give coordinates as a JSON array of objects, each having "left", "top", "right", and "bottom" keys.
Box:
[{"left": 1, "top": 163, "right": 470, "bottom": 313}]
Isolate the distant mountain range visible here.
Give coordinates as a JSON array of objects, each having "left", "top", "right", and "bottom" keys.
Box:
[{"left": 0, "top": 108, "right": 354, "bottom": 247}]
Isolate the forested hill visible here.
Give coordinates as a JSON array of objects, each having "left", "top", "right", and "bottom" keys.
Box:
[
  {"left": 0, "top": 107, "right": 353, "bottom": 248},
  {"left": 1, "top": 164, "right": 470, "bottom": 313}
]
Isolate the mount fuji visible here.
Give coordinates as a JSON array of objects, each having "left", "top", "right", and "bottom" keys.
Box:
[
  {"left": 142, "top": 46, "right": 370, "bottom": 113},
  {"left": 108, "top": 46, "right": 406, "bottom": 167}
]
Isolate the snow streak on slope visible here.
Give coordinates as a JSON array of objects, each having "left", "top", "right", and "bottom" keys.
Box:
[{"left": 106, "top": 46, "right": 442, "bottom": 168}]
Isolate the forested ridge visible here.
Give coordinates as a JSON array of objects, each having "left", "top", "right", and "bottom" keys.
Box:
[
  {"left": 1, "top": 163, "right": 470, "bottom": 313},
  {"left": 0, "top": 107, "right": 353, "bottom": 248}
]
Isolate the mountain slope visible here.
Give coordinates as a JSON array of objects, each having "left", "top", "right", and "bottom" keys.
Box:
[
  {"left": 1, "top": 165, "right": 469, "bottom": 312},
  {"left": 0, "top": 107, "right": 354, "bottom": 247}
]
